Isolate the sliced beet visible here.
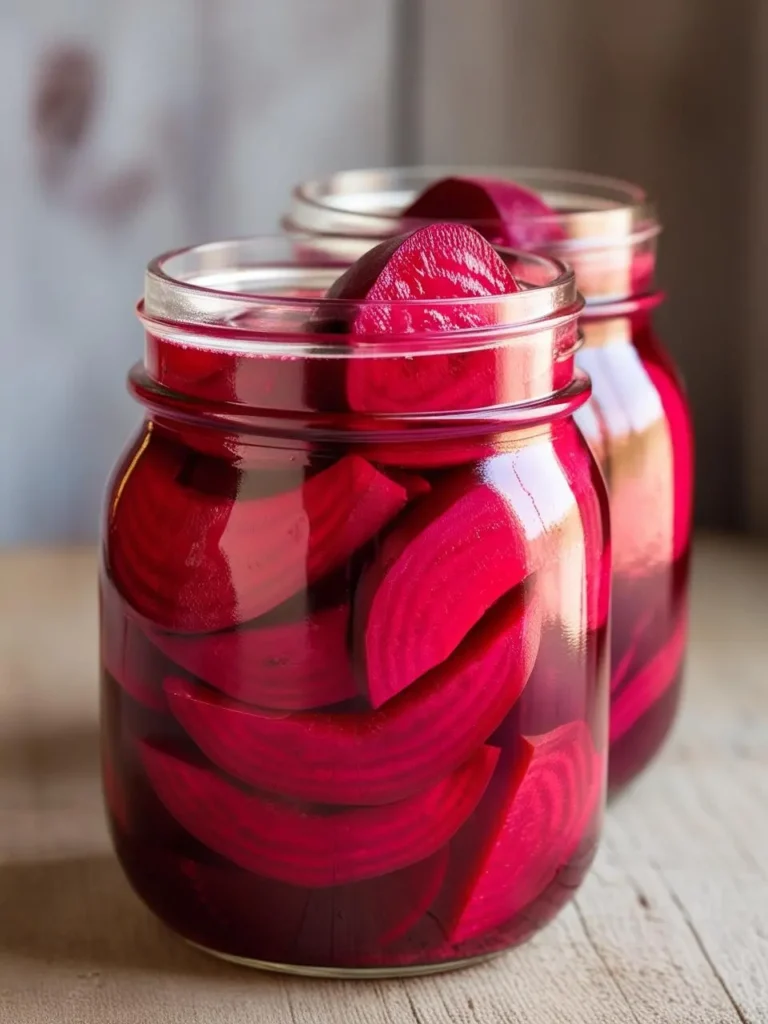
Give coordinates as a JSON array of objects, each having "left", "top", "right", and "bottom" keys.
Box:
[
  {"left": 326, "top": 223, "right": 519, "bottom": 414},
  {"left": 163, "top": 587, "right": 541, "bottom": 805},
  {"left": 642, "top": 354, "right": 694, "bottom": 562},
  {"left": 139, "top": 741, "right": 498, "bottom": 887},
  {"left": 152, "top": 602, "right": 356, "bottom": 711},
  {"left": 442, "top": 721, "right": 602, "bottom": 943},
  {"left": 552, "top": 421, "right": 611, "bottom": 632},
  {"left": 610, "top": 607, "right": 687, "bottom": 744},
  {"left": 181, "top": 848, "right": 448, "bottom": 966},
  {"left": 109, "top": 438, "right": 408, "bottom": 632},
  {"left": 383, "top": 467, "right": 432, "bottom": 501},
  {"left": 403, "top": 177, "right": 566, "bottom": 250},
  {"left": 101, "top": 741, "right": 130, "bottom": 835},
  {"left": 100, "top": 583, "right": 167, "bottom": 711},
  {"left": 355, "top": 469, "right": 543, "bottom": 707}
]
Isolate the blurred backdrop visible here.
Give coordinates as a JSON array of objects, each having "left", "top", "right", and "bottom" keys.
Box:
[{"left": 1, "top": 0, "right": 766, "bottom": 542}]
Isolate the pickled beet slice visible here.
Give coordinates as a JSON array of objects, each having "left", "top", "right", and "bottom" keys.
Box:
[
  {"left": 181, "top": 848, "right": 448, "bottom": 966},
  {"left": 101, "top": 585, "right": 167, "bottom": 711},
  {"left": 442, "top": 722, "right": 601, "bottom": 943},
  {"left": 403, "top": 177, "right": 566, "bottom": 250},
  {"left": 140, "top": 741, "right": 498, "bottom": 887},
  {"left": 552, "top": 422, "right": 611, "bottom": 631},
  {"left": 163, "top": 587, "right": 541, "bottom": 805},
  {"left": 643, "top": 356, "right": 694, "bottom": 562},
  {"left": 326, "top": 223, "right": 519, "bottom": 414},
  {"left": 152, "top": 603, "right": 356, "bottom": 711},
  {"left": 109, "top": 440, "right": 408, "bottom": 632},
  {"left": 356, "top": 470, "right": 540, "bottom": 707},
  {"left": 610, "top": 608, "right": 687, "bottom": 744}
]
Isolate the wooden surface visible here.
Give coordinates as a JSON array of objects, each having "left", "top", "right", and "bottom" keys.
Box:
[
  {"left": 1, "top": 1, "right": 394, "bottom": 543},
  {"left": 0, "top": 536, "right": 767, "bottom": 1023}
]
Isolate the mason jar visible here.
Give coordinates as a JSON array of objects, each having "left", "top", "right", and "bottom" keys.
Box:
[
  {"left": 287, "top": 167, "right": 693, "bottom": 792},
  {"left": 100, "top": 234, "right": 609, "bottom": 976}
]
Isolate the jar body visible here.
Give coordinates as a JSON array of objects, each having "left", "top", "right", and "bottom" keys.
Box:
[
  {"left": 101, "top": 413, "right": 608, "bottom": 975},
  {"left": 575, "top": 311, "right": 692, "bottom": 791},
  {"left": 286, "top": 166, "right": 695, "bottom": 791}
]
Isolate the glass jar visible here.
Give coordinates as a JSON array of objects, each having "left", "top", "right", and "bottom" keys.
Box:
[
  {"left": 287, "top": 167, "right": 694, "bottom": 792},
  {"left": 100, "top": 235, "right": 609, "bottom": 977}
]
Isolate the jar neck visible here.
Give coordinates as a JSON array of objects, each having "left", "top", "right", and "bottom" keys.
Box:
[
  {"left": 287, "top": 167, "right": 660, "bottom": 305},
  {"left": 580, "top": 291, "right": 663, "bottom": 349}
]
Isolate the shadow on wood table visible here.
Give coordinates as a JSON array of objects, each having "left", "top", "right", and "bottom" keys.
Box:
[{"left": 0, "top": 853, "right": 239, "bottom": 978}]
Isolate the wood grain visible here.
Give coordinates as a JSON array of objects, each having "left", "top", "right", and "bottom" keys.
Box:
[{"left": 0, "top": 537, "right": 767, "bottom": 1023}]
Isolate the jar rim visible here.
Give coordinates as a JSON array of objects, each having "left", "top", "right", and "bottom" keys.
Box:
[
  {"left": 140, "top": 233, "right": 582, "bottom": 358},
  {"left": 287, "top": 166, "right": 660, "bottom": 249}
]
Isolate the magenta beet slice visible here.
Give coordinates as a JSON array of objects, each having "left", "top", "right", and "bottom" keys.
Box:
[
  {"left": 109, "top": 439, "right": 408, "bottom": 632},
  {"left": 152, "top": 603, "right": 356, "bottom": 711},
  {"left": 100, "top": 585, "right": 166, "bottom": 711},
  {"left": 326, "top": 223, "right": 519, "bottom": 414},
  {"left": 403, "top": 177, "right": 566, "bottom": 249},
  {"left": 643, "top": 356, "right": 694, "bottom": 562},
  {"left": 182, "top": 847, "right": 448, "bottom": 966},
  {"left": 140, "top": 741, "right": 498, "bottom": 887},
  {"left": 163, "top": 587, "right": 541, "bottom": 805},
  {"left": 553, "top": 421, "right": 611, "bottom": 632},
  {"left": 356, "top": 469, "right": 542, "bottom": 707},
  {"left": 443, "top": 722, "right": 601, "bottom": 943},
  {"left": 610, "top": 608, "right": 687, "bottom": 744}
]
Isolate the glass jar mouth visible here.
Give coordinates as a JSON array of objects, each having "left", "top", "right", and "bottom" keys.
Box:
[
  {"left": 140, "top": 233, "right": 582, "bottom": 359},
  {"left": 286, "top": 167, "right": 660, "bottom": 250}
]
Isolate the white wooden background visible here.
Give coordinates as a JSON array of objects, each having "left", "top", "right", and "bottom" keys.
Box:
[{"left": 2, "top": 0, "right": 767, "bottom": 541}]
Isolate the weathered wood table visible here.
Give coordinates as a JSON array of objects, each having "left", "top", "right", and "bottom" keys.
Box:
[{"left": 1, "top": 536, "right": 767, "bottom": 1024}]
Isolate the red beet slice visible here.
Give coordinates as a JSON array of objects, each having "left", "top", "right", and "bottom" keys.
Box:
[
  {"left": 356, "top": 469, "right": 545, "bottom": 707},
  {"left": 326, "top": 223, "right": 519, "bottom": 414},
  {"left": 163, "top": 586, "right": 541, "bottom": 805},
  {"left": 100, "top": 583, "right": 167, "bottom": 711},
  {"left": 403, "top": 177, "right": 566, "bottom": 250},
  {"left": 140, "top": 741, "right": 498, "bottom": 887},
  {"left": 442, "top": 721, "right": 602, "bottom": 943},
  {"left": 181, "top": 847, "right": 448, "bottom": 966},
  {"left": 610, "top": 607, "right": 687, "bottom": 744},
  {"left": 152, "top": 602, "right": 356, "bottom": 711},
  {"left": 101, "top": 741, "right": 130, "bottom": 835},
  {"left": 642, "top": 354, "right": 694, "bottom": 562},
  {"left": 383, "top": 468, "right": 432, "bottom": 501},
  {"left": 109, "top": 439, "right": 408, "bottom": 632},
  {"left": 552, "top": 421, "right": 611, "bottom": 632}
]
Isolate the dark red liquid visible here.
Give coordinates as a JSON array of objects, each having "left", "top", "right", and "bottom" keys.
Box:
[
  {"left": 575, "top": 310, "right": 693, "bottom": 793},
  {"left": 101, "top": 347, "right": 609, "bottom": 972}
]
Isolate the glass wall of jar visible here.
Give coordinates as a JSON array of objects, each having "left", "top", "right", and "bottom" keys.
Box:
[
  {"left": 286, "top": 168, "right": 694, "bottom": 793},
  {"left": 100, "top": 233, "right": 609, "bottom": 977}
]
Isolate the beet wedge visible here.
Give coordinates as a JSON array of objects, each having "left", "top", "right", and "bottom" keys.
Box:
[
  {"left": 100, "top": 582, "right": 167, "bottom": 711},
  {"left": 182, "top": 847, "right": 448, "bottom": 967},
  {"left": 442, "top": 722, "right": 602, "bottom": 943},
  {"left": 355, "top": 469, "right": 546, "bottom": 707},
  {"left": 109, "top": 437, "right": 408, "bottom": 632},
  {"left": 552, "top": 421, "right": 611, "bottom": 632},
  {"left": 164, "top": 587, "right": 541, "bottom": 805},
  {"left": 140, "top": 741, "right": 498, "bottom": 887},
  {"left": 326, "top": 223, "right": 519, "bottom": 414},
  {"left": 610, "top": 608, "right": 687, "bottom": 744},
  {"left": 403, "top": 176, "right": 566, "bottom": 250},
  {"left": 152, "top": 602, "right": 356, "bottom": 711}
]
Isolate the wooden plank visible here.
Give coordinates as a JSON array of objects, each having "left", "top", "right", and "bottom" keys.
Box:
[
  {"left": 0, "top": 1, "right": 200, "bottom": 546},
  {"left": 417, "top": 0, "right": 757, "bottom": 532},
  {"left": 200, "top": 0, "right": 395, "bottom": 238},
  {"left": 0, "top": 537, "right": 767, "bottom": 1022},
  {"left": 0, "top": 1, "right": 396, "bottom": 545},
  {"left": 745, "top": 2, "right": 768, "bottom": 535}
]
